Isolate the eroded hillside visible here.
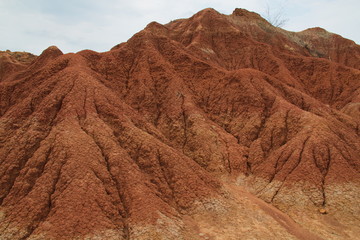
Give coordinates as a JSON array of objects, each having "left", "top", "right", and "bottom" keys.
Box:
[{"left": 0, "top": 8, "right": 359, "bottom": 240}]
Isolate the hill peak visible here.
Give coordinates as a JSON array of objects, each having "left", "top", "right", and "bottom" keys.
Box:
[
  {"left": 232, "top": 8, "right": 263, "bottom": 19},
  {"left": 40, "top": 45, "right": 63, "bottom": 57}
]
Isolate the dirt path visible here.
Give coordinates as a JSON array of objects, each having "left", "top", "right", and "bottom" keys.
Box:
[{"left": 224, "top": 182, "right": 324, "bottom": 240}]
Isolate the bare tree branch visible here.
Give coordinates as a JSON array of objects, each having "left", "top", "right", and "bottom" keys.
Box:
[{"left": 264, "top": 3, "right": 289, "bottom": 28}]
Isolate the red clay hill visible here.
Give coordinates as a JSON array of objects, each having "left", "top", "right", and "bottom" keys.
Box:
[{"left": 1, "top": 8, "right": 359, "bottom": 240}]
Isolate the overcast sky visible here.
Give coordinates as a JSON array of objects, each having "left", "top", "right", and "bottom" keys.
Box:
[{"left": 1, "top": 0, "right": 359, "bottom": 55}]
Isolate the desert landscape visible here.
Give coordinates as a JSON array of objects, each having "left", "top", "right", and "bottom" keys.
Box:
[{"left": 0, "top": 8, "right": 359, "bottom": 240}]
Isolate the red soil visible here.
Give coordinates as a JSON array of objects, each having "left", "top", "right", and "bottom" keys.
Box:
[{"left": 0, "top": 8, "right": 359, "bottom": 240}]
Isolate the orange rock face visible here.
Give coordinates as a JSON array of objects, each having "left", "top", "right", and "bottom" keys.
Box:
[{"left": 0, "top": 8, "right": 359, "bottom": 240}]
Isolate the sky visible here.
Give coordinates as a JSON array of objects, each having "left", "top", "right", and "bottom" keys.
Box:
[{"left": 1, "top": 0, "right": 359, "bottom": 55}]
